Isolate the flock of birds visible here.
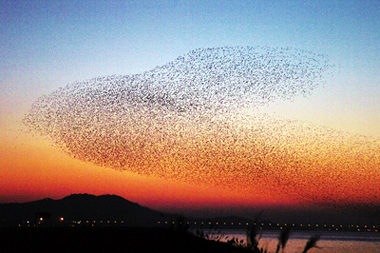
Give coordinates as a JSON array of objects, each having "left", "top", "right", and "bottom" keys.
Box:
[{"left": 23, "top": 46, "right": 380, "bottom": 207}]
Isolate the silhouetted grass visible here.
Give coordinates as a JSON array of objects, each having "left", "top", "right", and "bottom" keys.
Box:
[
  {"left": 302, "top": 234, "right": 321, "bottom": 253},
  {"left": 1, "top": 215, "right": 323, "bottom": 253},
  {"left": 195, "top": 214, "right": 322, "bottom": 253},
  {"left": 276, "top": 226, "right": 291, "bottom": 253}
]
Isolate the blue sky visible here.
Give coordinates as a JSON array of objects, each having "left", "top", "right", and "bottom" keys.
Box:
[
  {"left": 1, "top": 0, "right": 380, "bottom": 138},
  {"left": 0, "top": 0, "right": 379, "bottom": 140},
  {"left": 4, "top": 0, "right": 379, "bottom": 138}
]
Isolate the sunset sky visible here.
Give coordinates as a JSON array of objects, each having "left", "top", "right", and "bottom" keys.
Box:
[{"left": 1, "top": 0, "right": 380, "bottom": 220}]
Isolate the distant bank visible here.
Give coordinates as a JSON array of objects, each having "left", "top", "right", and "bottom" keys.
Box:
[{"left": 1, "top": 194, "right": 378, "bottom": 232}]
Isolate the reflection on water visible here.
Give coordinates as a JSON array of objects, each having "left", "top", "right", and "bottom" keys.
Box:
[{"left": 197, "top": 229, "right": 380, "bottom": 253}]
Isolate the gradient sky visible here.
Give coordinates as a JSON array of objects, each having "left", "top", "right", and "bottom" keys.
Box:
[{"left": 1, "top": 0, "right": 380, "bottom": 219}]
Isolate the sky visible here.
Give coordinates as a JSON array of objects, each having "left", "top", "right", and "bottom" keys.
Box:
[{"left": 1, "top": 0, "right": 380, "bottom": 221}]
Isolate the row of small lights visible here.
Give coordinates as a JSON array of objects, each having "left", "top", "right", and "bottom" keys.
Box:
[
  {"left": 17, "top": 218, "right": 379, "bottom": 232},
  {"left": 18, "top": 217, "right": 65, "bottom": 227},
  {"left": 19, "top": 218, "right": 125, "bottom": 227},
  {"left": 157, "top": 221, "right": 379, "bottom": 231},
  {"left": 73, "top": 220, "right": 125, "bottom": 225}
]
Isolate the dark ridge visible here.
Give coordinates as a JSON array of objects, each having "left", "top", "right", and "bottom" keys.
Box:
[
  {"left": 0, "top": 194, "right": 176, "bottom": 227},
  {"left": 2, "top": 194, "right": 378, "bottom": 230}
]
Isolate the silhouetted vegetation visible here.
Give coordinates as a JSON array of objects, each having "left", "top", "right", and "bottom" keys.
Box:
[
  {"left": 192, "top": 216, "right": 322, "bottom": 253},
  {"left": 276, "top": 226, "right": 290, "bottom": 253},
  {"left": 302, "top": 234, "right": 321, "bottom": 253}
]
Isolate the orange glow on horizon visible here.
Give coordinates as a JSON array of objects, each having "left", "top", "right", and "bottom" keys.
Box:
[
  {"left": 1, "top": 119, "right": 380, "bottom": 214},
  {"left": 0, "top": 129, "right": 293, "bottom": 209}
]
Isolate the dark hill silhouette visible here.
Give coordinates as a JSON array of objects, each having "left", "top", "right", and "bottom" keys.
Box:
[
  {"left": 0, "top": 194, "right": 176, "bottom": 227},
  {"left": 2, "top": 194, "right": 378, "bottom": 229}
]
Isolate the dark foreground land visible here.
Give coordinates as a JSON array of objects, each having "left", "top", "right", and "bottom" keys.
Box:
[{"left": 0, "top": 227, "right": 249, "bottom": 253}]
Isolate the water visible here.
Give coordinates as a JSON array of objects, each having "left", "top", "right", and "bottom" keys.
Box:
[{"left": 197, "top": 229, "right": 380, "bottom": 253}]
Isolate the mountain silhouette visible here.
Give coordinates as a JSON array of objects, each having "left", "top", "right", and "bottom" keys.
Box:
[
  {"left": 2, "top": 194, "right": 377, "bottom": 229},
  {"left": 0, "top": 194, "right": 176, "bottom": 227}
]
